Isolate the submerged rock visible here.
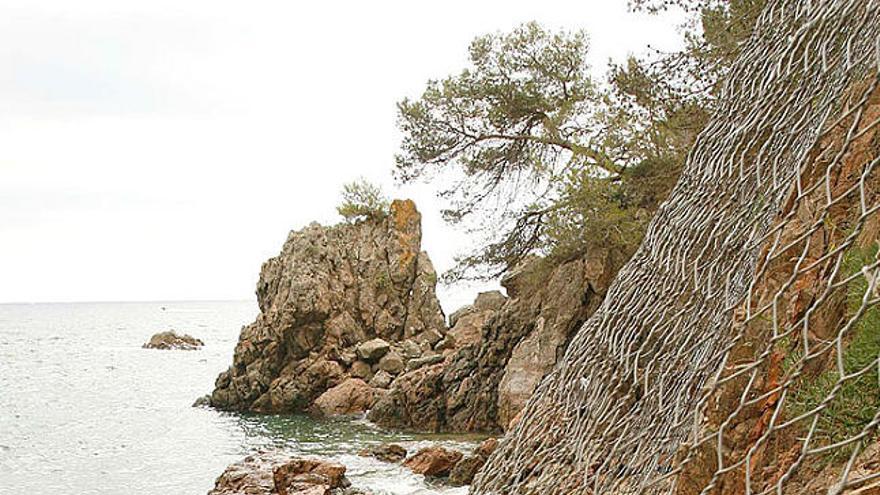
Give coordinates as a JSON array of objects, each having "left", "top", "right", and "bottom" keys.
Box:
[
  {"left": 210, "top": 200, "right": 448, "bottom": 413},
  {"left": 357, "top": 443, "right": 407, "bottom": 463},
  {"left": 209, "top": 453, "right": 351, "bottom": 495},
  {"left": 142, "top": 330, "right": 203, "bottom": 350},
  {"left": 402, "top": 446, "right": 463, "bottom": 478}
]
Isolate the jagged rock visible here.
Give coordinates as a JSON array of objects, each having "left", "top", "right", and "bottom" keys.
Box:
[
  {"left": 406, "top": 354, "right": 444, "bottom": 372},
  {"left": 402, "top": 447, "right": 463, "bottom": 477},
  {"left": 192, "top": 394, "right": 212, "bottom": 407},
  {"left": 400, "top": 340, "right": 422, "bottom": 359},
  {"left": 210, "top": 200, "right": 447, "bottom": 413},
  {"left": 448, "top": 438, "right": 498, "bottom": 486},
  {"left": 209, "top": 453, "right": 349, "bottom": 495},
  {"left": 434, "top": 334, "right": 456, "bottom": 352},
  {"left": 142, "top": 330, "right": 203, "bottom": 350},
  {"left": 358, "top": 443, "right": 407, "bottom": 463},
  {"left": 310, "top": 379, "right": 377, "bottom": 417},
  {"left": 377, "top": 351, "right": 404, "bottom": 374},
  {"left": 473, "top": 291, "right": 506, "bottom": 311},
  {"left": 349, "top": 361, "right": 372, "bottom": 381},
  {"left": 356, "top": 339, "right": 390, "bottom": 362},
  {"left": 368, "top": 370, "right": 393, "bottom": 389},
  {"left": 369, "top": 250, "right": 620, "bottom": 432},
  {"left": 447, "top": 305, "right": 474, "bottom": 328}
]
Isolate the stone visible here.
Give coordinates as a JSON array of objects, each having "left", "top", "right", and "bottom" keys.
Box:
[
  {"left": 192, "top": 394, "right": 212, "bottom": 408},
  {"left": 357, "top": 339, "right": 390, "bottom": 362},
  {"left": 377, "top": 351, "right": 404, "bottom": 374},
  {"left": 434, "top": 334, "right": 456, "bottom": 351},
  {"left": 368, "top": 370, "right": 393, "bottom": 389},
  {"left": 358, "top": 443, "right": 407, "bottom": 463},
  {"left": 311, "top": 379, "right": 376, "bottom": 417},
  {"left": 413, "top": 329, "right": 443, "bottom": 348},
  {"left": 210, "top": 200, "right": 448, "bottom": 414},
  {"left": 402, "top": 446, "right": 463, "bottom": 477},
  {"left": 448, "top": 304, "right": 475, "bottom": 328},
  {"left": 273, "top": 458, "right": 348, "bottom": 495},
  {"left": 349, "top": 361, "right": 373, "bottom": 381},
  {"left": 400, "top": 340, "right": 422, "bottom": 359},
  {"left": 448, "top": 438, "right": 497, "bottom": 486},
  {"left": 209, "top": 453, "right": 349, "bottom": 495},
  {"left": 473, "top": 291, "right": 506, "bottom": 312},
  {"left": 142, "top": 330, "right": 203, "bottom": 350},
  {"left": 406, "top": 354, "right": 444, "bottom": 372},
  {"left": 448, "top": 455, "right": 485, "bottom": 486}
]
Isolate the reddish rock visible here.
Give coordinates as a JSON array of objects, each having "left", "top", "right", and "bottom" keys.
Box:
[
  {"left": 209, "top": 453, "right": 348, "bottom": 495},
  {"left": 402, "top": 446, "right": 463, "bottom": 477},
  {"left": 310, "top": 379, "right": 376, "bottom": 417}
]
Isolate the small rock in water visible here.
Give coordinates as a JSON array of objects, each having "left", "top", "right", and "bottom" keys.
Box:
[
  {"left": 192, "top": 394, "right": 212, "bottom": 408},
  {"left": 358, "top": 443, "right": 407, "bottom": 463},
  {"left": 402, "top": 446, "right": 463, "bottom": 478},
  {"left": 210, "top": 453, "right": 352, "bottom": 495},
  {"left": 142, "top": 330, "right": 203, "bottom": 350}
]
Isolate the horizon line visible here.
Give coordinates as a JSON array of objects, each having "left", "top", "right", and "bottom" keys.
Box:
[{"left": 0, "top": 298, "right": 254, "bottom": 305}]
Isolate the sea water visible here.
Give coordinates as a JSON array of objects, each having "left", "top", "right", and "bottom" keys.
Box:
[{"left": 0, "top": 301, "right": 476, "bottom": 495}]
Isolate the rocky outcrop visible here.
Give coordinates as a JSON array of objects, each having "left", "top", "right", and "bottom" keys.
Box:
[
  {"left": 368, "top": 248, "right": 622, "bottom": 432},
  {"left": 209, "top": 453, "right": 351, "bottom": 495},
  {"left": 210, "top": 200, "right": 448, "bottom": 413},
  {"left": 143, "top": 330, "right": 203, "bottom": 350}
]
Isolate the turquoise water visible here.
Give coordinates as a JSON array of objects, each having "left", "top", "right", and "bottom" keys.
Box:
[{"left": 0, "top": 301, "right": 478, "bottom": 495}]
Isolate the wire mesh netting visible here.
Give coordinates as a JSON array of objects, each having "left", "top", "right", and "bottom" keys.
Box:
[{"left": 471, "top": 1, "right": 880, "bottom": 493}]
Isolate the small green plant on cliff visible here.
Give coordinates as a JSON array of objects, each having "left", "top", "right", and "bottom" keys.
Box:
[
  {"left": 337, "top": 179, "right": 390, "bottom": 223},
  {"left": 784, "top": 243, "right": 880, "bottom": 462}
]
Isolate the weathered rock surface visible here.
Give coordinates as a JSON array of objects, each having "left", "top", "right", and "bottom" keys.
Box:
[
  {"left": 143, "top": 330, "right": 203, "bottom": 350},
  {"left": 357, "top": 443, "right": 407, "bottom": 463},
  {"left": 210, "top": 200, "right": 447, "bottom": 413},
  {"left": 402, "top": 446, "right": 463, "bottom": 477},
  {"left": 369, "top": 249, "right": 621, "bottom": 432},
  {"left": 209, "top": 453, "right": 351, "bottom": 495},
  {"left": 448, "top": 438, "right": 498, "bottom": 486},
  {"left": 310, "top": 378, "right": 378, "bottom": 417}
]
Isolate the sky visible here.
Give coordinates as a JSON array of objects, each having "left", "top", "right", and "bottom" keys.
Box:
[{"left": 0, "top": 0, "right": 683, "bottom": 311}]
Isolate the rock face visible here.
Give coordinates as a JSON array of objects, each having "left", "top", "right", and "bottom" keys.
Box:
[
  {"left": 368, "top": 249, "right": 621, "bottom": 432},
  {"left": 142, "top": 330, "right": 203, "bottom": 350},
  {"left": 209, "top": 453, "right": 350, "bottom": 495},
  {"left": 210, "top": 200, "right": 447, "bottom": 413}
]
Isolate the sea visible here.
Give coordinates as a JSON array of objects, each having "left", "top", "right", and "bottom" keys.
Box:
[{"left": 0, "top": 301, "right": 479, "bottom": 495}]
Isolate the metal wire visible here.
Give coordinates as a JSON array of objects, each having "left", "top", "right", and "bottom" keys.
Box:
[{"left": 471, "top": 1, "right": 880, "bottom": 493}]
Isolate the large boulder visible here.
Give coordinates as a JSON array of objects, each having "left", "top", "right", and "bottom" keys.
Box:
[
  {"left": 210, "top": 200, "right": 447, "bottom": 413},
  {"left": 310, "top": 378, "right": 378, "bottom": 417},
  {"left": 358, "top": 443, "right": 407, "bottom": 463},
  {"left": 369, "top": 249, "right": 622, "bottom": 432},
  {"left": 142, "top": 330, "right": 203, "bottom": 350}
]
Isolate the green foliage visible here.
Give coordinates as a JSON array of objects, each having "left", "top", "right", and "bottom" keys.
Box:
[
  {"left": 784, "top": 243, "right": 880, "bottom": 462},
  {"left": 336, "top": 179, "right": 390, "bottom": 223},
  {"left": 397, "top": 4, "right": 767, "bottom": 281}
]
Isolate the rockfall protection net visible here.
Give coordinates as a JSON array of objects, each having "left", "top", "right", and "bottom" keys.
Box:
[{"left": 471, "top": 1, "right": 880, "bottom": 494}]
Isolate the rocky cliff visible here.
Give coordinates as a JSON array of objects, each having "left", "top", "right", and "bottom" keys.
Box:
[
  {"left": 210, "top": 199, "right": 448, "bottom": 413},
  {"left": 368, "top": 248, "right": 623, "bottom": 432}
]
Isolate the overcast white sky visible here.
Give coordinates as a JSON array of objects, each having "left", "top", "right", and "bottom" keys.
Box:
[{"left": 0, "top": 0, "right": 683, "bottom": 310}]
